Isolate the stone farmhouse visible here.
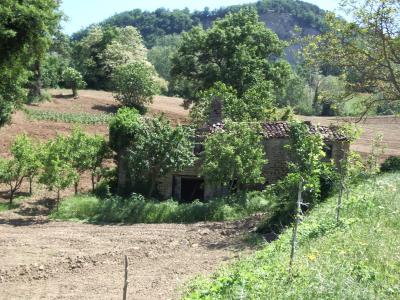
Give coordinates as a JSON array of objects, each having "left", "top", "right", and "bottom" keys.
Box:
[
  {"left": 117, "top": 100, "right": 349, "bottom": 201},
  {"left": 156, "top": 121, "right": 349, "bottom": 202}
]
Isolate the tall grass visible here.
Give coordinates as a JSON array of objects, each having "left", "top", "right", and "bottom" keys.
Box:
[
  {"left": 24, "top": 108, "right": 112, "bottom": 125},
  {"left": 50, "top": 192, "right": 271, "bottom": 223},
  {"left": 184, "top": 173, "right": 400, "bottom": 299}
]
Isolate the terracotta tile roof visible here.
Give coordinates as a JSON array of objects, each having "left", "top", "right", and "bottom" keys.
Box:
[
  {"left": 262, "top": 121, "right": 348, "bottom": 141},
  {"left": 202, "top": 121, "right": 348, "bottom": 142}
]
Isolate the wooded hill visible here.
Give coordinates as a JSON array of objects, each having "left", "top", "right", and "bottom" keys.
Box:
[{"left": 72, "top": 0, "right": 326, "bottom": 48}]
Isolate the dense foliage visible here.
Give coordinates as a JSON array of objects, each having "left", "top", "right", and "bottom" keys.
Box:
[
  {"left": 109, "top": 108, "right": 141, "bottom": 152},
  {"left": 190, "top": 81, "right": 291, "bottom": 125},
  {"left": 74, "top": 0, "right": 325, "bottom": 48},
  {"left": 125, "top": 115, "right": 195, "bottom": 197},
  {"left": 202, "top": 121, "right": 266, "bottom": 191},
  {"left": 0, "top": 135, "right": 40, "bottom": 204},
  {"left": 51, "top": 191, "right": 270, "bottom": 223},
  {"left": 112, "top": 62, "right": 160, "bottom": 112},
  {"left": 170, "top": 8, "right": 291, "bottom": 101},
  {"left": 305, "top": 0, "right": 400, "bottom": 115},
  {"left": 0, "top": 0, "right": 61, "bottom": 125},
  {"left": 62, "top": 67, "right": 86, "bottom": 97},
  {"left": 72, "top": 26, "right": 148, "bottom": 90},
  {"left": 381, "top": 156, "right": 400, "bottom": 173}
]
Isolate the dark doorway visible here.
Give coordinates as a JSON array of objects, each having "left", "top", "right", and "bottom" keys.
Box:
[{"left": 180, "top": 177, "right": 204, "bottom": 202}]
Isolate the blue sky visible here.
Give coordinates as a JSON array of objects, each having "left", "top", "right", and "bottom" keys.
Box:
[{"left": 60, "top": 0, "right": 339, "bottom": 35}]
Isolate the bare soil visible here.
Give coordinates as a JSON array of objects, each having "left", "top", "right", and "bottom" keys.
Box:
[
  {"left": 0, "top": 209, "right": 258, "bottom": 300},
  {"left": 301, "top": 115, "right": 400, "bottom": 159}
]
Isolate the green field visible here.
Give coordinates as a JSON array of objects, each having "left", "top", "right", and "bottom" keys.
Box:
[{"left": 24, "top": 108, "right": 113, "bottom": 125}]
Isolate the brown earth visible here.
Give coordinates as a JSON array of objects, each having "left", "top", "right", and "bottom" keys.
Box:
[
  {"left": 0, "top": 212, "right": 258, "bottom": 300},
  {"left": 301, "top": 115, "right": 400, "bottom": 159}
]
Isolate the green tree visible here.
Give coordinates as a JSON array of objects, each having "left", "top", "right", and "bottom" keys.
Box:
[
  {"left": 126, "top": 115, "right": 195, "bottom": 197},
  {"left": 66, "top": 128, "right": 109, "bottom": 194},
  {"left": 73, "top": 25, "right": 148, "bottom": 90},
  {"left": 63, "top": 67, "right": 86, "bottom": 98},
  {"left": 0, "top": 158, "right": 24, "bottom": 205},
  {"left": 201, "top": 120, "right": 266, "bottom": 191},
  {"left": 101, "top": 26, "right": 147, "bottom": 75},
  {"left": 0, "top": 0, "right": 61, "bottom": 125},
  {"left": 11, "top": 134, "right": 42, "bottom": 196},
  {"left": 148, "top": 35, "right": 182, "bottom": 82},
  {"left": 190, "top": 80, "right": 290, "bottom": 125},
  {"left": 170, "top": 8, "right": 291, "bottom": 101},
  {"left": 305, "top": 0, "right": 400, "bottom": 115},
  {"left": 0, "top": 134, "right": 42, "bottom": 204},
  {"left": 39, "top": 135, "right": 78, "bottom": 206},
  {"left": 286, "top": 121, "right": 328, "bottom": 204},
  {"left": 112, "top": 62, "right": 160, "bottom": 113}
]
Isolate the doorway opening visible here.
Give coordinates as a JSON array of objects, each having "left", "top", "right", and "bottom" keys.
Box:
[{"left": 180, "top": 177, "right": 204, "bottom": 202}]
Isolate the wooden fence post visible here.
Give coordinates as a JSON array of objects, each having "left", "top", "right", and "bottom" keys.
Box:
[{"left": 123, "top": 255, "right": 129, "bottom": 300}]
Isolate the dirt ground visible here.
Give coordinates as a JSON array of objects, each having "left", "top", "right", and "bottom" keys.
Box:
[
  {"left": 0, "top": 208, "right": 258, "bottom": 300},
  {"left": 301, "top": 115, "right": 400, "bottom": 159}
]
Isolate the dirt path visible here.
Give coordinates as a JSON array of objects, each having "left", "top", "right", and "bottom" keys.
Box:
[{"left": 0, "top": 210, "right": 256, "bottom": 300}]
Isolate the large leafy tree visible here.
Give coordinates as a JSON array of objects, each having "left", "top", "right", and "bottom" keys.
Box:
[
  {"left": 305, "top": 0, "right": 400, "bottom": 116},
  {"left": 170, "top": 8, "right": 291, "bottom": 102},
  {"left": 73, "top": 25, "right": 148, "bottom": 90},
  {"left": 201, "top": 120, "right": 267, "bottom": 191},
  {"left": 126, "top": 115, "right": 195, "bottom": 197},
  {"left": 190, "top": 80, "right": 283, "bottom": 125},
  {"left": 0, "top": 0, "right": 61, "bottom": 125}
]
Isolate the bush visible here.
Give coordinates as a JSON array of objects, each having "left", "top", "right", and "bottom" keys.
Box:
[
  {"left": 62, "top": 67, "right": 86, "bottom": 97},
  {"left": 112, "top": 62, "right": 160, "bottom": 113},
  {"left": 381, "top": 156, "right": 400, "bottom": 173},
  {"left": 51, "top": 191, "right": 271, "bottom": 223}
]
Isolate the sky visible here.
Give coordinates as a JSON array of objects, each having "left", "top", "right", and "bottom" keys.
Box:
[{"left": 60, "top": 0, "right": 340, "bottom": 35}]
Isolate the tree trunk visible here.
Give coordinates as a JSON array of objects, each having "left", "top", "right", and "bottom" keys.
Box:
[
  {"left": 148, "top": 178, "right": 156, "bottom": 198},
  {"left": 29, "top": 59, "right": 42, "bottom": 100},
  {"left": 56, "top": 189, "right": 60, "bottom": 210},
  {"left": 74, "top": 182, "right": 78, "bottom": 195},
  {"left": 91, "top": 173, "right": 96, "bottom": 193},
  {"left": 9, "top": 189, "right": 14, "bottom": 206},
  {"left": 72, "top": 87, "right": 78, "bottom": 98},
  {"left": 29, "top": 177, "right": 33, "bottom": 195}
]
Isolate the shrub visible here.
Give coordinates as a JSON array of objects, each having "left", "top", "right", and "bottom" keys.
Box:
[
  {"left": 381, "top": 156, "right": 400, "bottom": 173},
  {"left": 51, "top": 191, "right": 271, "bottom": 223},
  {"left": 63, "top": 67, "right": 86, "bottom": 97},
  {"left": 112, "top": 62, "right": 160, "bottom": 113},
  {"left": 109, "top": 107, "right": 140, "bottom": 152}
]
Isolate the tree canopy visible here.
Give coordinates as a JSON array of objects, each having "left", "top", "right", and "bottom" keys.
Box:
[
  {"left": 170, "top": 8, "right": 292, "bottom": 101},
  {"left": 0, "top": 0, "right": 61, "bottom": 126},
  {"left": 305, "top": 0, "right": 400, "bottom": 115}
]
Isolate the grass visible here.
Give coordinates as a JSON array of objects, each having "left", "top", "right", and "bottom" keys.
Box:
[
  {"left": 0, "top": 199, "right": 22, "bottom": 212},
  {"left": 24, "top": 108, "right": 113, "bottom": 125},
  {"left": 183, "top": 172, "right": 400, "bottom": 299},
  {"left": 50, "top": 192, "right": 271, "bottom": 223}
]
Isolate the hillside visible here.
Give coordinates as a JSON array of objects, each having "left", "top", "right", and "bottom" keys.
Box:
[
  {"left": 72, "top": 0, "right": 325, "bottom": 48},
  {"left": 184, "top": 172, "right": 400, "bottom": 299}
]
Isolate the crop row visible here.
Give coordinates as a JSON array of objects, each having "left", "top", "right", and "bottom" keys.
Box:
[{"left": 24, "top": 108, "right": 113, "bottom": 125}]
